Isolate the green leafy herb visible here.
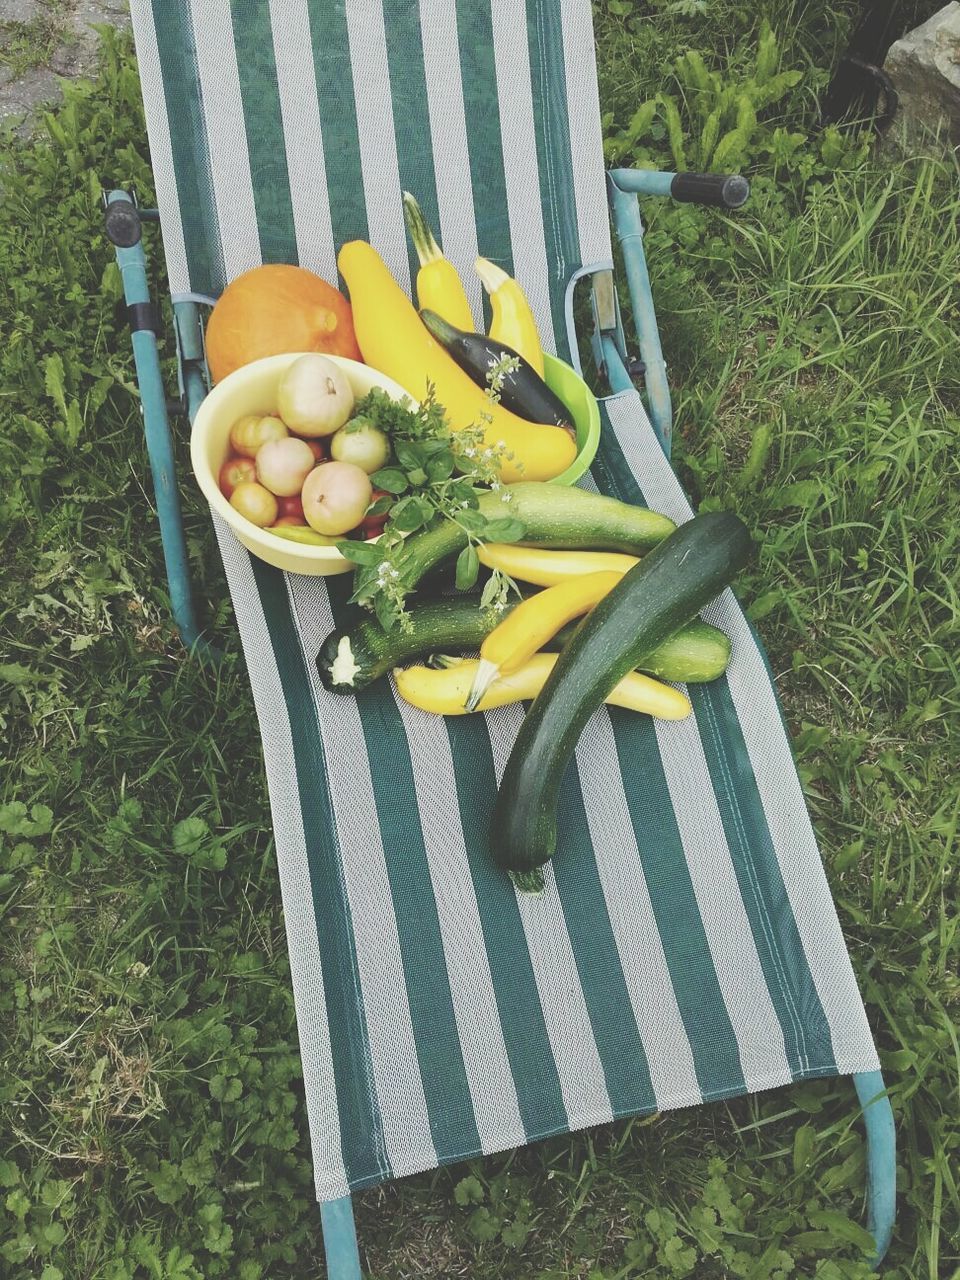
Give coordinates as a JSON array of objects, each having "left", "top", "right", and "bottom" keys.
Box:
[
  {"left": 336, "top": 360, "right": 525, "bottom": 631},
  {"left": 370, "top": 465, "right": 408, "bottom": 494},
  {"left": 455, "top": 545, "right": 480, "bottom": 591},
  {"left": 479, "top": 567, "right": 519, "bottom": 613},
  {"left": 346, "top": 412, "right": 390, "bottom": 438}
]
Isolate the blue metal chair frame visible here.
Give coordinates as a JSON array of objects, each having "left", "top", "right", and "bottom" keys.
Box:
[{"left": 104, "top": 169, "right": 896, "bottom": 1277}]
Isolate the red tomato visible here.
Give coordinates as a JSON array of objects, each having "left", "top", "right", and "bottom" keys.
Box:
[
  {"left": 361, "top": 488, "right": 391, "bottom": 540},
  {"left": 276, "top": 494, "right": 305, "bottom": 522},
  {"left": 219, "top": 455, "right": 257, "bottom": 498},
  {"left": 305, "top": 439, "right": 327, "bottom": 463}
]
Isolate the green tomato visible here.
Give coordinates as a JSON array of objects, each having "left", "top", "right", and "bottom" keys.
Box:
[{"left": 330, "top": 417, "right": 390, "bottom": 474}]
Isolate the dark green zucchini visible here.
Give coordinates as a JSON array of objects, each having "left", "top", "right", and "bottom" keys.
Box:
[
  {"left": 491, "top": 512, "right": 753, "bottom": 887},
  {"left": 318, "top": 597, "right": 500, "bottom": 691},
  {"left": 420, "top": 308, "right": 572, "bottom": 429},
  {"left": 318, "top": 593, "right": 732, "bottom": 692},
  {"left": 394, "top": 482, "right": 676, "bottom": 594}
]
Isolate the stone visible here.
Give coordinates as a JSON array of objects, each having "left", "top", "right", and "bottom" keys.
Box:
[
  {"left": 0, "top": 65, "right": 61, "bottom": 124},
  {"left": 883, "top": 2, "right": 960, "bottom": 150},
  {"left": 0, "top": 0, "right": 43, "bottom": 21},
  {"left": 74, "top": 0, "right": 130, "bottom": 43},
  {"left": 0, "top": 0, "right": 130, "bottom": 132}
]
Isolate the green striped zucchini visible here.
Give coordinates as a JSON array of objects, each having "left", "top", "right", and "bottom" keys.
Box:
[{"left": 394, "top": 482, "right": 676, "bottom": 593}]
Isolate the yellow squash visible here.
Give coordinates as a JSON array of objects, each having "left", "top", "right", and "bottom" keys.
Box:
[
  {"left": 467, "top": 569, "right": 624, "bottom": 709},
  {"left": 268, "top": 525, "right": 338, "bottom": 546},
  {"left": 402, "top": 192, "right": 474, "bottom": 331},
  {"left": 477, "top": 543, "right": 640, "bottom": 586},
  {"left": 395, "top": 655, "right": 691, "bottom": 720},
  {"left": 475, "top": 257, "right": 544, "bottom": 376},
  {"left": 338, "top": 241, "right": 576, "bottom": 484}
]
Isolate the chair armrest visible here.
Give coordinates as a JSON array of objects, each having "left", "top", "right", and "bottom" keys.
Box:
[{"left": 608, "top": 167, "right": 749, "bottom": 209}]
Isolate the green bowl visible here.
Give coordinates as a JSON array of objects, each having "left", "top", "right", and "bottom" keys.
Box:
[{"left": 542, "top": 353, "right": 601, "bottom": 486}]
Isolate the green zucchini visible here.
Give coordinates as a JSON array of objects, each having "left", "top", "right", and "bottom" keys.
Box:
[
  {"left": 318, "top": 592, "right": 731, "bottom": 692},
  {"left": 420, "top": 308, "right": 573, "bottom": 429},
  {"left": 491, "top": 512, "right": 753, "bottom": 887},
  {"left": 318, "top": 597, "right": 498, "bottom": 692},
  {"left": 632, "top": 620, "right": 731, "bottom": 683},
  {"left": 394, "top": 482, "right": 676, "bottom": 594}
]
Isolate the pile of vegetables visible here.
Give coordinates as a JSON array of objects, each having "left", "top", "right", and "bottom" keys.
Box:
[
  {"left": 338, "top": 238, "right": 576, "bottom": 483},
  {"left": 489, "top": 512, "right": 752, "bottom": 888},
  {"left": 205, "top": 195, "right": 754, "bottom": 891}
]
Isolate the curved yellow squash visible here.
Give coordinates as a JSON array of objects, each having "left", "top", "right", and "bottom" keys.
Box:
[
  {"left": 394, "top": 656, "right": 691, "bottom": 720},
  {"left": 337, "top": 241, "right": 576, "bottom": 483},
  {"left": 475, "top": 257, "right": 544, "bottom": 376},
  {"left": 402, "top": 191, "right": 474, "bottom": 330},
  {"left": 416, "top": 258, "right": 474, "bottom": 332},
  {"left": 477, "top": 543, "right": 641, "bottom": 586},
  {"left": 481, "top": 571, "right": 623, "bottom": 675},
  {"left": 466, "top": 568, "right": 625, "bottom": 709}
]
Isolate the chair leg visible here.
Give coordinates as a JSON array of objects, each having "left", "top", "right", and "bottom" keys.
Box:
[
  {"left": 320, "top": 1195, "right": 362, "bottom": 1279},
  {"left": 855, "top": 1070, "right": 896, "bottom": 1267}
]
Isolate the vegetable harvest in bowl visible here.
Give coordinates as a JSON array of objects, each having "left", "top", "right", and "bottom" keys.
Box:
[{"left": 191, "top": 353, "right": 411, "bottom": 576}]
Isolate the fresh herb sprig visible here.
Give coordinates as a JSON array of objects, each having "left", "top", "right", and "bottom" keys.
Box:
[{"left": 337, "top": 360, "right": 525, "bottom": 632}]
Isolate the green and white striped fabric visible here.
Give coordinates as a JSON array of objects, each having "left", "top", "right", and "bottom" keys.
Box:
[{"left": 130, "top": 0, "right": 880, "bottom": 1200}]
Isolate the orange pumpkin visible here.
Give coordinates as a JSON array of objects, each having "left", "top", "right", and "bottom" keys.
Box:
[{"left": 206, "top": 264, "right": 362, "bottom": 383}]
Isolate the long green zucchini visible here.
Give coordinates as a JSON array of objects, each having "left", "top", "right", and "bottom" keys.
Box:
[
  {"left": 393, "top": 482, "right": 676, "bottom": 593},
  {"left": 491, "top": 512, "right": 753, "bottom": 888},
  {"left": 317, "top": 594, "right": 731, "bottom": 692}
]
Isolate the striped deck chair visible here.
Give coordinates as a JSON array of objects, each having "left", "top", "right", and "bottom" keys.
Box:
[{"left": 105, "top": 2, "right": 896, "bottom": 1274}]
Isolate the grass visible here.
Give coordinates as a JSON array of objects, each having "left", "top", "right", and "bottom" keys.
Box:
[{"left": 0, "top": 5, "right": 958, "bottom": 1279}]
